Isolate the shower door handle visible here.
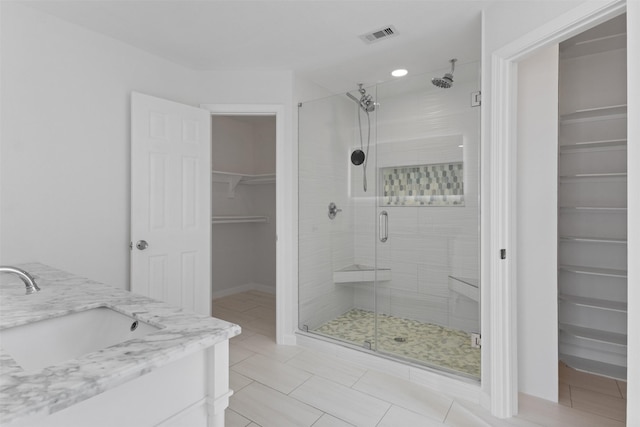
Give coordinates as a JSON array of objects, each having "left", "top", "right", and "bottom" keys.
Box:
[{"left": 379, "top": 211, "right": 388, "bottom": 243}]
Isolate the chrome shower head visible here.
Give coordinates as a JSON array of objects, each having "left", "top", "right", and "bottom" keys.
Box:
[
  {"left": 432, "top": 58, "right": 457, "bottom": 89},
  {"left": 360, "top": 93, "right": 376, "bottom": 112},
  {"left": 347, "top": 84, "right": 376, "bottom": 113},
  {"left": 432, "top": 73, "right": 454, "bottom": 88}
]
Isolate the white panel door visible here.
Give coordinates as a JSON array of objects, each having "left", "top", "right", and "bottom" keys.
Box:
[{"left": 131, "top": 92, "right": 211, "bottom": 316}]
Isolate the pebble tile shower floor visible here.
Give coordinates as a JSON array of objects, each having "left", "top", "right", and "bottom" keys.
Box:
[{"left": 313, "top": 308, "right": 480, "bottom": 378}]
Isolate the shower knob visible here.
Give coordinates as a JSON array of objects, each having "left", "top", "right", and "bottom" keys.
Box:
[{"left": 328, "top": 202, "right": 342, "bottom": 220}]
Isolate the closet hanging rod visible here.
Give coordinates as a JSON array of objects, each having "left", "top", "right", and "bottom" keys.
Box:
[{"left": 212, "top": 216, "right": 269, "bottom": 224}]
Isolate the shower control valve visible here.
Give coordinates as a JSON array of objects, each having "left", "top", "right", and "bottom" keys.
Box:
[{"left": 328, "top": 202, "right": 342, "bottom": 220}]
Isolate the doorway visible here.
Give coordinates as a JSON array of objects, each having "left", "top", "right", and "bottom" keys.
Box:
[
  {"left": 556, "top": 14, "right": 627, "bottom": 422},
  {"left": 209, "top": 114, "right": 277, "bottom": 340},
  {"left": 488, "top": 0, "right": 630, "bottom": 418}
]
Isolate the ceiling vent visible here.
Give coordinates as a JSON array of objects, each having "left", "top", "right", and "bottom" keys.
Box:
[{"left": 359, "top": 25, "right": 398, "bottom": 44}]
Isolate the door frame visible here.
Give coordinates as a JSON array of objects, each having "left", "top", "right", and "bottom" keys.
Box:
[
  {"left": 486, "top": 0, "right": 626, "bottom": 418},
  {"left": 200, "top": 103, "right": 292, "bottom": 345}
]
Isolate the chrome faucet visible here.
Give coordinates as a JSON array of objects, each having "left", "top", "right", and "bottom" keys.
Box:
[{"left": 0, "top": 266, "right": 41, "bottom": 294}]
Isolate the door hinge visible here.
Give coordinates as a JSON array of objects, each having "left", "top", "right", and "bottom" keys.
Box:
[
  {"left": 471, "top": 333, "right": 481, "bottom": 348},
  {"left": 471, "top": 91, "right": 481, "bottom": 107},
  {"left": 500, "top": 248, "right": 506, "bottom": 260}
]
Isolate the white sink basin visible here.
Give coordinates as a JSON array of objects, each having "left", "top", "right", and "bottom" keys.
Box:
[{"left": 0, "top": 307, "right": 160, "bottom": 371}]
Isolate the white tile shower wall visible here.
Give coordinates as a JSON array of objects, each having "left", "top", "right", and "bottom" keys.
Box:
[
  {"left": 352, "top": 65, "right": 480, "bottom": 332},
  {"left": 298, "top": 95, "right": 357, "bottom": 329}
]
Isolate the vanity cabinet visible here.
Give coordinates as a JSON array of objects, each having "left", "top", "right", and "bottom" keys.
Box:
[{"left": 1, "top": 263, "right": 239, "bottom": 427}]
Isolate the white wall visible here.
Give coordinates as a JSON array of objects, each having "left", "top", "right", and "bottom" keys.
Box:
[
  {"left": 212, "top": 117, "right": 257, "bottom": 175},
  {"left": 0, "top": 2, "right": 200, "bottom": 288},
  {"left": 516, "top": 44, "right": 559, "bottom": 401},
  {"left": 0, "top": 3, "right": 294, "bottom": 293}
]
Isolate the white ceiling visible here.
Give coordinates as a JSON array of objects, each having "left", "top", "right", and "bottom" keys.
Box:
[{"left": 24, "top": 0, "right": 493, "bottom": 93}]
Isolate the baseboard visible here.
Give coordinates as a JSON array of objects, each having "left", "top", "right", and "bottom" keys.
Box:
[
  {"left": 280, "top": 333, "right": 298, "bottom": 346},
  {"left": 212, "top": 282, "right": 275, "bottom": 300},
  {"left": 480, "top": 390, "right": 492, "bottom": 411}
]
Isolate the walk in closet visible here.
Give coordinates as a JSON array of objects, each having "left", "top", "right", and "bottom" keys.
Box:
[
  {"left": 211, "top": 116, "right": 276, "bottom": 298},
  {"left": 557, "top": 14, "right": 627, "bottom": 380}
]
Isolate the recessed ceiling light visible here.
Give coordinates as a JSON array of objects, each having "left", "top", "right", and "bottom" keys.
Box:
[{"left": 391, "top": 69, "right": 408, "bottom": 77}]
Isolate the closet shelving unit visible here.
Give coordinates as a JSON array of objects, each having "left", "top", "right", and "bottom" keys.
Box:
[
  {"left": 212, "top": 170, "right": 276, "bottom": 197},
  {"left": 211, "top": 170, "right": 274, "bottom": 224},
  {"left": 557, "top": 15, "right": 627, "bottom": 381}
]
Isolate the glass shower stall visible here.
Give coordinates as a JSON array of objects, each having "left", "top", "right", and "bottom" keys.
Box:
[{"left": 298, "top": 62, "right": 481, "bottom": 380}]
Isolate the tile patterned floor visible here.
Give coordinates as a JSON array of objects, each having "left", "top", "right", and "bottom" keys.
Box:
[
  {"left": 558, "top": 361, "right": 627, "bottom": 423},
  {"left": 313, "top": 308, "right": 480, "bottom": 379},
  {"left": 213, "top": 291, "right": 627, "bottom": 427}
]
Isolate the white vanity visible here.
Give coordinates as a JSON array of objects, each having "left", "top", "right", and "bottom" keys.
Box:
[{"left": 0, "top": 263, "right": 240, "bottom": 426}]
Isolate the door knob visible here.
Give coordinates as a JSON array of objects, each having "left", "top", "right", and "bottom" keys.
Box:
[{"left": 136, "top": 240, "right": 149, "bottom": 250}]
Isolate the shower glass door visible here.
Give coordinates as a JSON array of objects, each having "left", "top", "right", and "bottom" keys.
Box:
[
  {"left": 298, "top": 62, "right": 481, "bottom": 380},
  {"left": 372, "top": 63, "right": 480, "bottom": 379}
]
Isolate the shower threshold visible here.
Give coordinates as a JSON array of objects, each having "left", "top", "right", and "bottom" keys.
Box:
[
  {"left": 333, "top": 264, "right": 392, "bottom": 284},
  {"left": 313, "top": 308, "right": 480, "bottom": 379}
]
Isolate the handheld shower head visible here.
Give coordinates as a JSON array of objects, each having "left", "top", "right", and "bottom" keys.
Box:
[
  {"left": 360, "top": 93, "right": 376, "bottom": 112},
  {"left": 432, "top": 58, "right": 457, "bottom": 89},
  {"left": 346, "top": 91, "right": 360, "bottom": 106},
  {"left": 346, "top": 83, "right": 374, "bottom": 191},
  {"left": 346, "top": 84, "right": 376, "bottom": 113}
]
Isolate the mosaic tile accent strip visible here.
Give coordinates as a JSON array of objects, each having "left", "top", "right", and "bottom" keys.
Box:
[
  {"left": 313, "top": 308, "right": 480, "bottom": 378},
  {"left": 381, "top": 163, "right": 464, "bottom": 206}
]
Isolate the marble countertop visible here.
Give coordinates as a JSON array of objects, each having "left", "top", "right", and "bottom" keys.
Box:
[{"left": 0, "top": 263, "right": 241, "bottom": 424}]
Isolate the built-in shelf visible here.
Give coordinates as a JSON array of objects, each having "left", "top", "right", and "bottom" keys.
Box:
[
  {"left": 560, "top": 354, "right": 627, "bottom": 380},
  {"left": 558, "top": 294, "right": 627, "bottom": 312},
  {"left": 558, "top": 264, "right": 627, "bottom": 278},
  {"left": 212, "top": 170, "right": 276, "bottom": 197},
  {"left": 557, "top": 22, "right": 627, "bottom": 381},
  {"left": 559, "top": 172, "right": 627, "bottom": 182},
  {"left": 559, "top": 323, "right": 627, "bottom": 346},
  {"left": 559, "top": 104, "right": 627, "bottom": 124},
  {"left": 559, "top": 236, "right": 627, "bottom": 244},
  {"left": 212, "top": 216, "right": 268, "bottom": 224},
  {"left": 559, "top": 139, "right": 627, "bottom": 152},
  {"left": 333, "top": 264, "right": 391, "bottom": 284},
  {"left": 559, "top": 206, "right": 627, "bottom": 213}
]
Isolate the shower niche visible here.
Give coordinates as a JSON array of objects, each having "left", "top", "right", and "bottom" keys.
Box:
[{"left": 298, "top": 61, "right": 481, "bottom": 379}]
